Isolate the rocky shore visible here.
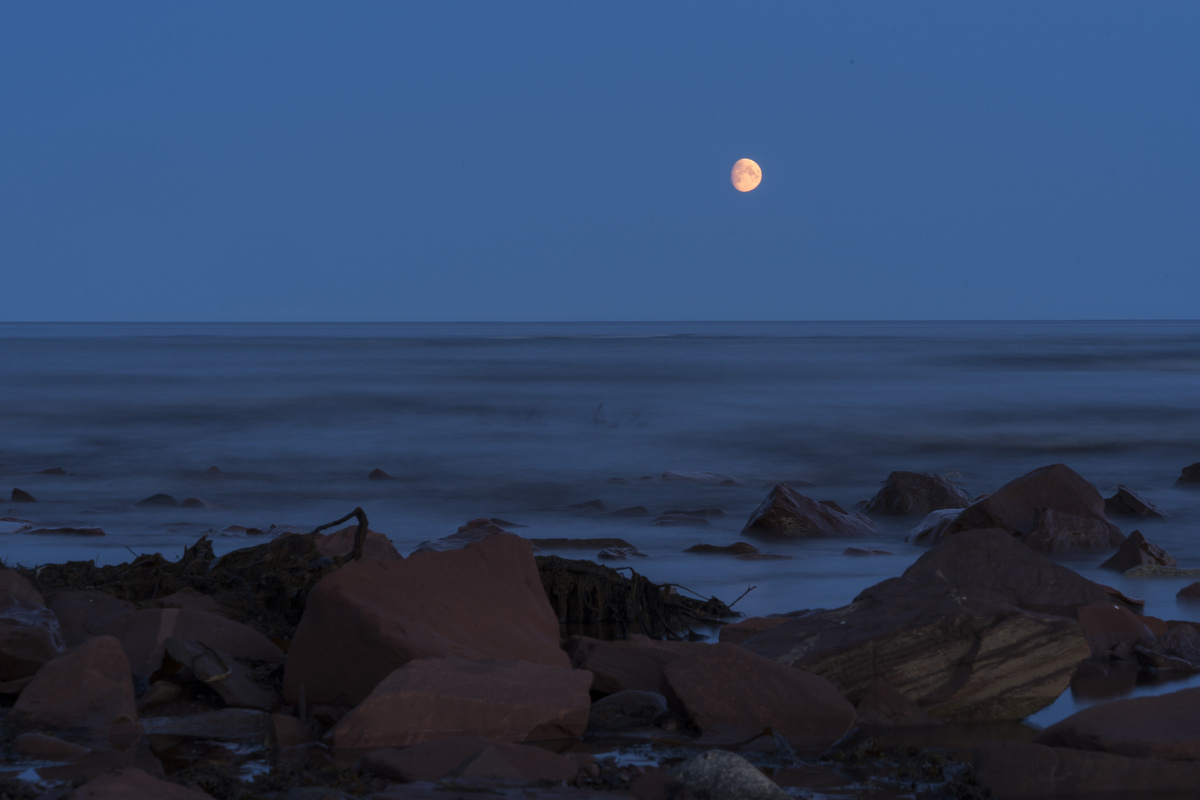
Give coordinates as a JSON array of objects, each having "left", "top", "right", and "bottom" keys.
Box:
[{"left": 2, "top": 461, "right": 1200, "bottom": 799}]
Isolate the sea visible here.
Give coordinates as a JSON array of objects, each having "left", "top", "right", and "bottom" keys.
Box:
[{"left": 2, "top": 320, "right": 1199, "bottom": 726}]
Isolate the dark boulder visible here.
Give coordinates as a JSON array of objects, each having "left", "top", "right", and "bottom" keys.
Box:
[
  {"left": 862, "top": 471, "right": 972, "bottom": 516},
  {"left": 1099, "top": 530, "right": 1176, "bottom": 572},
  {"left": 975, "top": 741, "right": 1200, "bottom": 799},
  {"left": 685, "top": 542, "right": 760, "bottom": 556},
  {"left": 136, "top": 493, "right": 177, "bottom": 507},
  {"left": 935, "top": 463, "right": 1124, "bottom": 553},
  {"left": 367, "top": 468, "right": 395, "bottom": 480},
  {"left": 10, "top": 488, "right": 36, "bottom": 503},
  {"left": 1178, "top": 582, "right": 1200, "bottom": 603},
  {"left": 1175, "top": 463, "right": 1200, "bottom": 487},
  {"left": 742, "top": 483, "right": 877, "bottom": 539},
  {"left": 1105, "top": 485, "right": 1170, "bottom": 518},
  {"left": 1036, "top": 685, "right": 1200, "bottom": 760}
]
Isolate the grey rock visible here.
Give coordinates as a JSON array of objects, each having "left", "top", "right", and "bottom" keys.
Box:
[{"left": 670, "top": 750, "right": 788, "bottom": 800}]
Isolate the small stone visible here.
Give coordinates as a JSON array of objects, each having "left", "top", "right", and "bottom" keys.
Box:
[
  {"left": 136, "top": 493, "right": 177, "bottom": 507},
  {"left": 670, "top": 750, "right": 788, "bottom": 800},
  {"left": 367, "top": 468, "right": 395, "bottom": 481}
]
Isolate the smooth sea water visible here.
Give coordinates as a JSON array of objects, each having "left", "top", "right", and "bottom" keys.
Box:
[{"left": 2, "top": 320, "right": 1199, "bottom": 725}]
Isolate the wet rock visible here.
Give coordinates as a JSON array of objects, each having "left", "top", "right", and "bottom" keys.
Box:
[
  {"left": 975, "top": 741, "right": 1200, "bottom": 800},
  {"left": 651, "top": 514, "right": 709, "bottom": 528},
  {"left": 936, "top": 463, "right": 1124, "bottom": 553},
  {"left": 0, "top": 575, "right": 65, "bottom": 682},
  {"left": 564, "top": 634, "right": 693, "bottom": 696},
  {"left": 537, "top": 556, "right": 735, "bottom": 641},
  {"left": 906, "top": 508, "right": 961, "bottom": 545},
  {"left": 853, "top": 678, "right": 940, "bottom": 727},
  {"left": 180, "top": 496, "right": 215, "bottom": 509},
  {"left": 284, "top": 534, "right": 567, "bottom": 707},
  {"left": 717, "top": 615, "right": 798, "bottom": 646},
  {"left": 112, "top": 607, "right": 284, "bottom": 677},
  {"left": 1133, "top": 644, "right": 1198, "bottom": 673},
  {"left": 1157, "top": 623, "right": 1200, "bottom": 664},
  {"left": 737, "top": 553, "right": 792, "bottom": 560},
  {"left": 205, "top": 465, "right": 223, "bottom": 476},
  {"left": 10, "top": 488, "right": 36, "bottom": 503},
  {"left": 1178, "top": 582, "right": 1200, "bottom": 602},
  {"left": 597, "top": 546, "right": 645, "bottom": 560},
  {"left": 670, "top": 750, "right": 788, "bottom": 800},
  {"left": 1105, "top": 484, "right": 1170, "bottom": 518},
  {"left": 842, "top": 547, "right": 893, "bottom": 556},
  {"left": 742, "top": 483, "right": 878, "bottom": 539},
  {"left": 156, "top": 587, "right": 223, "bottom": 614},
  {"left": 607, "top": 477, "right": 629, "bottom": 484},
  {"left": 12, "top": 634, "right": 139, "bottom": 744},
  {"left": 685, "top": 542, "right": 760, "bottom": 556},
  {"left": 13, "top": 731, "right": 91, "bottom": 758},
  {"left": 568, "top": 499, "right": 605, "bottom": 512},
  {"left": 662, "top": 642, "right": 855, "bottom": 752},
  {"left": 141, "top": 708, "right": 269, "bottom": 740},
  {"left": 1175, "top": 462, "right": 1200, "bottom": 487},
  {"left": 1076, "top": 602, "right": 1157, "bottom": 658},
  {"left": 358, "top": 736, "right": 579, "bottom": 783},
  {"left": 1124, "top": 565, "right": 1200, "bottom": 578},
  {"left": 666, "top": 508, "right": 727, "bottom": 518},
  {"left": 329, "top": 657, "right": 592, "bottom": 750},
  {"left": 26, "top": 525, "right": 105, "bottom": 536},
  {"left": 587, "top": 689, "right": 668, "bottom": 731},
  {"left": 160, "top": 636, "right": 279, "bottom": 710},
  {"left": 863, "top": 471, "right": 973, "bottom": 516},
  {"left": 1036, "top": 685, "right": 1200, "bottom": 759},
  {"left": 662, "top": 470, "right": 740, "bottom": 486},
  {"left": 37, "top": 466, "right": 68, "bottom": 475},
  {"left": 531, "top": 536, "right": 640, "bottom": 552},
  {"left": 136, "top": 493, "right": 178, "bottom": 507},
  {"left": 743, "top": 530, "right": 1097, "bottom": 721},
  {"left": 1100, "top": 529, "right": 1176, "bottom": 572},
  {"left": 367, "top": 468, "right": 395, "bottom": 481},
  {"left": 609, "top": 505, "right": 649, "bottom": 517},
  {"left": 73, "top": 767, "right": 215, "bottom": 800}
]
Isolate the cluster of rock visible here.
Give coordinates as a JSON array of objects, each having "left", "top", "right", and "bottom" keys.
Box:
[{"left": 2, "top": 460, "right": 1199, "bottom": 798}]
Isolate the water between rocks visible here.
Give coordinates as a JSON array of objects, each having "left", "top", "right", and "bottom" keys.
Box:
[{"left": 3, "top": 320, "right": 1199, "bottom": 727}]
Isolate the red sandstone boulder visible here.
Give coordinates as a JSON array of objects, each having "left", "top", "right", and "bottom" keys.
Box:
[
  {"left": 111, "top": 608, "right": 284, "bottom": 677},
  {"left": 1076, "top": 602, "right": 1157, "bottom": 658},
  {"left": 12, "top": 635, "right": 139, "bottom": 744},
  {"left": 0, "top": 570, "right": 65, "bottom": 682},
  {"left": 359, "top": 736, "right": 579, "bottom": 782},
  {"left": 742, "top": 484, "right": 878, "bottom": 539},
  {"left": 661, "top": 642, "right": 855, "bottom": 752},
  {"left": 1099, "top": 530, "right": 1176, "bottom": 572},
  {"left": 330, "top": 658, "right": 592, "bottom": 750},
  {"left": 1036, "top": 685, "right": 1200, "bottom": 760},
  {"left": 862, "top": 471, "right": 972, "bottom": 516},
  {"left": 587, "top": 689, "right": 668, "bottom": 731},
  {"left": 314, "top": 524, "right": 401, "bottom": 561},
  {"left": 284, "top": 533, "right": 567, "bottom": 707},
  {"left": 853, "top": 678, "right": 940, "bottom": 727},
  {"left": 718, "top": 615, "right": 799, "bottom": 646},
  {"left": 563, "top": 635, "right": 695, "bottom": 696},
  {"left": 46, "top": 590, "right": 135, "bottom": 647},
  {"left": 975, "top": 741, "right": 1200, "bottom": 799},
  {"left": 73, "top": 767, "right": 214, "bottom": 800},
  {"left": 934, "top": 463, "right": 1124, "bottom": 553},
  {"left": 743, "top": 531, "right": 1098, "bottom": 721},
  {"left": 1105, "top": 485, "right": 1170, "bottom": 518}
]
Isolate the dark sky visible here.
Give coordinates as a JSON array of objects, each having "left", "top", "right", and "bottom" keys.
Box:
[{"left": 3, "top": 3, "right": 1198, "bottom": 321}]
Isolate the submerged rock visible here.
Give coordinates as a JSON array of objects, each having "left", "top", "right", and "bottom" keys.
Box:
[
  {"left": 136, "top": 493, "right": 177, "bottom": 507},
  {"left": 662, "top": 470, "right": 740, "bottom": 486},
  {"left": 10, "top": 488, "right": 36, "bottom": 503},
  {"left": 862, "top": 470, "right": 972, "bottom": 516},
  {"left": 358, "top": 736, "right": 579, "bottom": 783},
  {"left": 975, "top": 741, "right": 1200, "bottom": 799},
  {"left": 742, "top": 483, "right": 877, "bottom": 539},
  {"left": 1175, "top": 462, "right": 1200, "bottom": 487}
]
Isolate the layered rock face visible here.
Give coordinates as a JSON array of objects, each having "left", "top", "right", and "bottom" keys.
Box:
[
  {"left": 742, "top": 483, "right": 878, "bottom": 539},
  {"left": 917, "top": 463, "right": 1124, "bottom": 553},
  {"left": 742, "top": 530, "right": 1106, "bottom": 721}
]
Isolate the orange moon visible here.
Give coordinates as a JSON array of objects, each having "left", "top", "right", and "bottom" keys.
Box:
[{"left": 731, "top": 158, "right": 762, "bottom": 192}]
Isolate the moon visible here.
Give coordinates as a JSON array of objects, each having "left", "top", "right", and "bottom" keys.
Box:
[{"left": 731, "top": 158, "right": 762, "bottom": 192}]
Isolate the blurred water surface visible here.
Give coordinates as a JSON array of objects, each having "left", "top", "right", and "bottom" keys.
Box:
[{"left": 2, "top": 320, "right": 1199, "bottom": 722}]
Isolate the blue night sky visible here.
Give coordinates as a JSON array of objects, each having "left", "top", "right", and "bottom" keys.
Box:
[{"left": 2, "top": 3, "right": 1198, "bottom": 322}]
